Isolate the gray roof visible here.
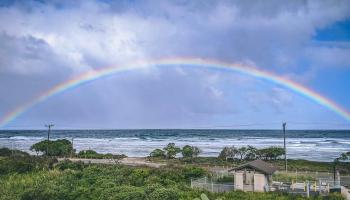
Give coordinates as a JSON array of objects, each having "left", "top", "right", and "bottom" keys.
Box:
[{"left": 229, "top": 160, "right": 277, "bottom": 175}]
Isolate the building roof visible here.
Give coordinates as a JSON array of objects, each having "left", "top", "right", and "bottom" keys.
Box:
[{"left": 229, "top": 160, "right": 277, "bottom": 175}]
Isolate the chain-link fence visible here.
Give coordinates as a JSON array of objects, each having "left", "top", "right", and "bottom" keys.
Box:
[
  {"left": 191, "top": 177, "right": 234, "bottom": 193},
  {"left": 274, "top": 170, "right": 350, "bottom": 186}
]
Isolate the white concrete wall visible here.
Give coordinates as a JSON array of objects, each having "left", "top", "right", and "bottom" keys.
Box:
[
  {"left": 234, "top": 172, "right": 244, "bottom": 191},
  {"left": 341, "top": 186, "right": 350, "bottom": 200},
  {"left": 254, "top": 173, "right": 267, "bottom": 192}
]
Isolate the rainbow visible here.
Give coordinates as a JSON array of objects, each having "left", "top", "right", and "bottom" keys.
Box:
[{"left": 1, "top": 57, "right": 350, "bottom": 127}]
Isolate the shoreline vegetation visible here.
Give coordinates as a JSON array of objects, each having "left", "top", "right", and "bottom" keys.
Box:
[{"left": 0, "top": 140, "right": 349, "bottom": 200}]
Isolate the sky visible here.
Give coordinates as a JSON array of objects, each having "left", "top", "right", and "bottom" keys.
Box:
[{"left": 0, "top": 0, "right": 350, "bottom": 129}]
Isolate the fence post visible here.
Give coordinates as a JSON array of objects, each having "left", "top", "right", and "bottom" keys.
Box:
[
  {"left": 314, "top": 181, "right": 317, "bottom": 192},
  {"left": 211, "top": 180, "right": 214, "bottom": 192},
  {"left": 327, "top": 183, "right": 330, "bottom": 193},
  {"left": 306, "top": 181, "right": 310, "bottom": 198},
  {"left": 319, "top": 180, "right": 321, "bottom": 193},
  {"left": 190, "top": 178, "right": 192, "bottom": 188}
]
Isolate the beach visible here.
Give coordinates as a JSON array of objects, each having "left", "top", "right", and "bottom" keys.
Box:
[{"left": 1, "top": 129, "right": 349, "bottom": 162}]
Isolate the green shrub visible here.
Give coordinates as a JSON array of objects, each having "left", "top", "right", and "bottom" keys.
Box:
[
  {"left": 0, "top": 148, "right": 29, "bottom": 157},
  {"left": 182, "top": 166, "right": 206, "bottom": 179},
  {"left": 30, "top": 139, "right": 73, "bottom": 157},
  {"left": 150, "top": 149, "right": 165, "bottom": 158},
  {"left": 55, "top": 159, "right": 85, "bottom": 171},
  {"left": 148, "top": 188, "right": 180, "bottom": 200}
]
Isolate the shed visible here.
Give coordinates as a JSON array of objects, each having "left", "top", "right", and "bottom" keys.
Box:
[{"left": 229, "top": 160, "right": 277, "bottom": 192}]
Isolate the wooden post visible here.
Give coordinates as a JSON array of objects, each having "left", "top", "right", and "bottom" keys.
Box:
[
  {"left": 45, "top": 124, "right": 54, "bottom": 156},
  {"left": 314, "top": 181, "right": 317, "bottom": 192}
]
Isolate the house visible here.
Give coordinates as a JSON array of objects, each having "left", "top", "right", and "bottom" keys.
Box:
[{"left": 229, "top": 159, "right": 277, "bottom": 192}]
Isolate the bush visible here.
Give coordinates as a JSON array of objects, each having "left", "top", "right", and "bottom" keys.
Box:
[
  {"left": 77, "top": 150, "right": 126, "bottom": 159},
  {"left": 99, "top": 186, "right": 147, "bottom": 200},
  {"left": 0, "top": 156, "right": 57, "bottom": 175},
  {"left": 0, "top": 148, "right": 29, "bottom": 157},
  {"left": 182, "top": 145, "right": 201, "bottom": 159},
  {"left": 150, "top": 149, "right": 165, "bottom": 158},
  {"left": 30, "top": 139, "right": 73, "bottom": 157},
  {"left": 258, "top": 146, "right": 285, "bottom": 160},
  {"left": 55, "top": 159, "right": 85, "bottom": 171},
  {"left": 182, "top": 166, "right": 206, "bottom": 179},
  {"left": 148, "top": 188, "right": 179, "bottom": 200},
  {"left": 163, "top": 143, "right": 181, "bottom": 159}
]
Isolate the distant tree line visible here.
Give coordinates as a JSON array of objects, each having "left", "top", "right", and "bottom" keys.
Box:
[
  {"left": 149, "top": 143, "right": 286, "bottom": 162},
  {"left": 29, "top": 139, "right": 126, "bottom": 159},
  {"left": 150, "top": 143, "right": 201, "bottom": 159},
  {"left": 218, "top": 145, "right": 285, "bottom": 161}
]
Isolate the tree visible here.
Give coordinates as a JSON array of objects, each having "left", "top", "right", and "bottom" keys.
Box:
[
  {"left": 30, "top": 139, "right": 73, "bottom": 157},
  {"left": 192, "top": 146, "right": 201, "bottom": 158},
  {"left": 218, "top": 146, "right": 236, "bottom": 160},
  {"left": 245, "top": 145, "right": 258, "bottom": 160},
  {"left": 181, "top": 145, "right": 201, "bottom": 159},
  {"left": 150, "top": 149, "right": 165, "bottom": 158},
  {"left": 338, "top": 152, "right": 350, "bottom": 161},
  {"left": 163, "top": 143, "right": 181, "bottom": 159},
  {"left": 258, "top": 146, "right": 285, "bottom": 160},
  {"left": 237, "top": 147, "right": 248, "bottom": 161}
]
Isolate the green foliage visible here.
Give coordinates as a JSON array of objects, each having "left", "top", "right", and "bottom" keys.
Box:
[
  {"left": 55, "top": 159, "right": 85, "bottom": 171},
  {"left": 218, "top": 146, "right": 285, "bottom": 161},
  {"left": 150, "top": 149, "right": 165, "bottom": 158},
  {"left": 182, "top": 145, "right": 201, "bottom": 159},
  {"left": 0, "top": 156, "right": 344, "bottom": 200},
  {"left": 0, "top": 148, "right": 29, "bottom": 157},
  {"left": 77, "top": 150, "right": 126, "bottom": 159},
  {"left": 336, "top": 151, "right": 350, "bottom": 161},
  {"left": 216, "top": 175, "right": 234, "bottom": 183},
  {"left": 200, "top": 193, "right": 210, "bottom": 200},
  {"left": 245, "top": 145, "right": 258, "bottom": 160},
  {"left": 237, "top": 146, "right": 248, "bottom": 160},
  {"left": 272, "top": 159, "right": 350, "bottom": 174},
  {"left": 258, "top": 146, "right": 285, "bottom": 160},
  {"left": 148, "top": 188, "right": 179, "bottom": 200},
  {"left": 182, "top": 166, "right": 206, "bottom": 179},
  {"left": 163, "top": 143, "right": 181, "bottom": 159},
  {"left": 0, "top": 155, "right": 57, "bottom": 175},
  {"left": 30, "top": 139, "right": 73, "bottom": 156},
  {"left": 218, "top": 146, "right": 236, "bottom": 160}
]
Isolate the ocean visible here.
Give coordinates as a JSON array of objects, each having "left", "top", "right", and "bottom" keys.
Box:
[{"left": 0, "top": 129, "right": 349, "bottom": 162}]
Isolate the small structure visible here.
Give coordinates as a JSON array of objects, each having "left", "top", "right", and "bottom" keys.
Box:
[{"left": 229, "top": 160, "right": 277, "bottom": 192}]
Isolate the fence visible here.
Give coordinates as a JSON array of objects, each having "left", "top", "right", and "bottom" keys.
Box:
[
  {"left": 274, "top": 170, "right": 350, "bottom": 186},
  {"left": 191, "top": 177, "right": 234, "bottom": 193}
]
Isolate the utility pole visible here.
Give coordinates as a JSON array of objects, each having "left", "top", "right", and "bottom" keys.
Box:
[
  {"left": 45, "top": 124, "right": 54, "bottom": 156},
  {"left": 283, "top": 122, "right": 287, "bottom": 172}
]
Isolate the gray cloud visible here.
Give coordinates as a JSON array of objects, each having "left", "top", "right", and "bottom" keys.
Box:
[{"left": 0, "top": 0, "right": 349, "bottom": 128}]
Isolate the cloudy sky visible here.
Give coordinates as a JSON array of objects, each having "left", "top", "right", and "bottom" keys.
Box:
[{"left": 0, "top": 0, "right": 350, "bottom": 129}]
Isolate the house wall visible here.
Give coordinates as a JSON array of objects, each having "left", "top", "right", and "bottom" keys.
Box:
[
  {"left": 234, "top": 172, "right": 244, "bottom": 191},
  {"left": 254, "top": 173, "right": 267, "bottom": 192}
]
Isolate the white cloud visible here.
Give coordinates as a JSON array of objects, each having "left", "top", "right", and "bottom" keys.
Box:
[{"left": 0, "top": 0, "right": 349, "bottom": 128}]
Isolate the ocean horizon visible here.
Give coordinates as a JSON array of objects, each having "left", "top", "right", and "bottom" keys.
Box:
[{"left": 1, "top": 129, "right": 349, "bottom": 162}]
